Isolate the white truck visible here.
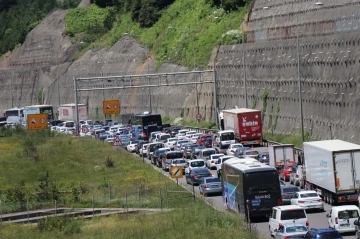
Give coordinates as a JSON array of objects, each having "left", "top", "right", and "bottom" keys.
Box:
[
  {"left": 304, "top": 140, "right": 360, "bottom": 205},
  {"left": 58, "top": 104, "right": 87, "bottom": 122},
  {"left": 269, "top": 144, "right": 295, "bottom": 171}
]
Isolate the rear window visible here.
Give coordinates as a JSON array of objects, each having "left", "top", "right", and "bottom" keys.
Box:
[
  {"left": 205, "top": 178, "right": 221, "bottom": 183},
  {"left": 190, "top": 161, "right": 205, "bottom": 167},
  {"left": 282, "top": 187, "right": 300, "bottom": 193},
  {"left": 172, "top": 159, "right": 186, "bottom": 164},
  {"left": 300, "top": 193, "right": 318, "bottom": 198},
  {"left": 280, "top": 209, "right": 306, "bottom": 220},
  {"left": 203, "top": 150, "right": 215, "bottom": 156},
  {"left": 150, "top": 144, "right": 163, "bottom": 151},
  {"left": 317, "top": 231, "right": 341, "bottom": 239},
  {"left": 166, "top": 153, "right": 183, "bottom": 159},
  {"left": 285, "top": 226, "right": 307, "bottom": 233},
  {"left": 212, "top": 155, "right": 223, "bottom": 160},
  {"left": 338, "top": 210, "right": 359, "bottom": 219},
  {"left": 246, "top": 151, "right": 258, "bottom": 155},
  {"left": 160, "top": 135, "right": 170, "bottom": 140}
]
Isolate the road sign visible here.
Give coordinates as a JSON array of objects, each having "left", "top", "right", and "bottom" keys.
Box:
[
  {"left": 82, "top": 126, "right": 89, "bottom": 134},
  {"left": 112, "top": 136, "right": 123, "bottom": 147},
  {"left": 103, "top": 100, "right": 120, "bottom": 115},
  {"left": 196, "top": 113, "right": 202, "bottom": 121},
  {"left": 27, "top": 113, "right": 48, "bottom": 130},
  {"left": 170, "top": 166, "right": 183, "bottom": 178}
]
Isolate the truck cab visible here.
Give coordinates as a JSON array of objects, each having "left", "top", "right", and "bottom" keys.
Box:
[{"left": 212, "top": 130, "right": 235, "bottom": 147}]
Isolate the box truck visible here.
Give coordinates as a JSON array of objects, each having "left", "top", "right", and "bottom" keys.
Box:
[
  {"left": 304, "top": 140, "right": 360, "bottom": 205},
  {"left": 222, "top": 108, "right": 262, "bottom": 145},
  {"left": 58, "top": 104, "right": 87, "bottom": 121},
  {"left": 269, "top": 144, "right": 295, "bottom": 170}
]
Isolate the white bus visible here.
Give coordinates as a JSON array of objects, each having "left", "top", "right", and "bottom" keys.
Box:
[
  {"left": 24, "top": 105, "right": 54, "bottom": 124},
  {"left": 5, "top": 107, "right": 24, "bottom": 125}
]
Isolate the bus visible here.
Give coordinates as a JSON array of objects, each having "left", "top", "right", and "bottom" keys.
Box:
[
  {"left": 222, "top": 159, "right": 281, "bottom": 219},
  {"left": 5, "top": 107, "right": 24, "bottom": 125},
  {"left": 24, "top": 105, "right": 54, "bottom": 123},
  {"left": 130, "top": 113, "right": 162, "bottom": 140}
]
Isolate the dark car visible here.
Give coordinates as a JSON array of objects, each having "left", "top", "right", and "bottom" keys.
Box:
[
  {"left": 257, "top": 152, "right": 270, "bottom": 164},
  {"left": 215, "top": 144, "right": 230, "bottom": 155},
  {"left": 162, "top": 151, "right": 183, "bottom": 172},
  {"left": 183, "top": 144, "right": 199, "bottom": 159},
  {"left": 281, "top": 185, "right": 300, "bottom": 205},
  {"left": 152, "top": 148, "right": 170, "bottom": 167},
  {"left": 170, "top": 127, "right": 181, "bottom": 137},
  {"left": 204, "top": 138, "right": 213, "bottom": 148},
  {"left": 191, "top": 145, "right": 206, "bottom": 159},
  {"left": 185, "top": 167, "right": 212, "bottom": 185},
  {"left": 304, "top": 228, "right": 343, "bottom": 239}
]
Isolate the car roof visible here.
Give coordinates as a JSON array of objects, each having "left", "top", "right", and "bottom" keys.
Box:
[
  {"left": 281, "top": 223, "right": 308, "bottom": 227},
  {"left": 331, "top": 205, "right": 360, "bottom": 211},
  {"left": 274, "top": 205, "right": 304, "bottom": 210},
  {"left": 203, "top": 177, "right": 219, "bottom": 180},
  {"left": 212, "top": 154, "right": 225, "bottom": 157},
  {"left": 202, "top": 148, "right": 215, "bottom": 151},
  {"left": 309, "top": 228, "right": 340, "bottom": 233},
  {"left": 298, "top": 190, "right": 317, "bottom": 194},
  {"left": 281, "top": 185, "right": 299, "bottom": 189},
  {"left": 188, "top": 159, "right": 205, "bottom": 162}
]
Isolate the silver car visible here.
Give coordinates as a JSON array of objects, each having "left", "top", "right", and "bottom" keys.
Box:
[
  {"left": 274, "top": 223, "right": 308, "bottom": 239},
  {"left": 199, "top": 177, "right": 222, "bottom": 196}
]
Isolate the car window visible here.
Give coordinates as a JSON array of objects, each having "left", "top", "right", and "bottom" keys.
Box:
[
  {"left": 166, "top": 152, "right": 183, "bottom": 159},
  {"left": 172, "top": 159, "right": 186, "bottom": 164},
  {"left": 272, "top": 209, "right": 277, "bottom": 219},
  {"left": 282, "top": 187, "right": 300, "bottom": 193},
  {"left": 280, "top": 209, "right": 306, "bottom": 220},
  {"left": 300, "top": 193, "right": 318, "bottom": 198},
  {"left": 205, "top": 178, "right": 221, "bottom": 183},
  {"left": 190, "top": 161, "right": 205, "bottom": 167},
  {"left": 286, "top": 226, "right": 307, "bottom": 233},
  {"left": 317, "top": 231, "right": 342, "bottom": 239},
  {"left": 338, "top": 210, "right": 359, "bottom": 219}
]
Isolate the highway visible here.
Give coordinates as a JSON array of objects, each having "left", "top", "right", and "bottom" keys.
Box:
[{"left": 135, "top": 146, "right": 356, "bottom": 239}]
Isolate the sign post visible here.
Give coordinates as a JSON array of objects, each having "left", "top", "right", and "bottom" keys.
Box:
[{"left": 27, "top": 114, "right": 48, "bottom": 130}]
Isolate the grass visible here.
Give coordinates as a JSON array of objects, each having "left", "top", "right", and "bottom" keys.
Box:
[
  {"left": 0, "top": 202, "right": 257, "bottom": 239},
  {"left": 263, "top": 131, "right": 313, "bottom": 148},
  {"left": 65, "top": 0, "right": 251, "bottom": 68}
]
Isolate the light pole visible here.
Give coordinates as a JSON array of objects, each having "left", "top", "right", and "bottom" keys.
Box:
[{"left": 168, "top": 25, "right": 200, "bottom": 122}]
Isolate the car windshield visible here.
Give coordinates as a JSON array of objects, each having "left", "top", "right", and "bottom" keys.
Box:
[
  {"left": 220, "top": 132, "right": 234, "bottom": 141},
  {"left": 280, "top": 210, "right": 306, "bottom": 220},
  {"left": 168, "top": 138, "right": 177, "bottom": 142},
  {"left": 232, "top": 144, "right": 243, "bottom": 149},
  {"left": 212, "top": 155, "right": 223, "bottom": 160},
  {"left": 203, "top": 150, "right": 215, "bottom": 156},
  {"left": 246, "top": 151, "right": 258, "bottom": 155},
  {"left": 193, "top": 168, "right": 209, "bottom": 174},
  {"left": 150, "top": 144, "right": 163, "bottom": 151},
  {"left": 285, "top": 226, "right": 307, "bottom": 233},
  {"left": 282, "top": 187, "right": 300, "bottom": 193},
  {"left": 194, "top": 147, "right": 205, "bottom": 152},
  {"left": 190, "top": 161, "right": 205, "bottom": 167},
  {"left": 300, "top": 193, "right": 318, "bottom": 198},
  {"left": 338, "top": 210, "right": 359, "bottom": 219},
  {"left": 205, "top": 178, "right": 221, "bottom": 183},
  {"left": 166, "top": 152, "right": 183, "bottom": 159},
  {"left": 317, "top": 231, "right": 342, "bottom": 239},
  {"left": 160, "top": 135, "right": 170, "bottom": 140},
  {"left": 172, "top": 159, "right": 186, "bottom": 164}
]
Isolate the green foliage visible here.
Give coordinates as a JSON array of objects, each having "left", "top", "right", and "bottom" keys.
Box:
[
  {"left": 38, "top": 215, "right": 83, "bottom": 234},
  {"left": 251, "top": 97, "right": 257, "bottom": 109},
  {"left": 206, "top": 0, "right": 251, "bottom": 11},
  {"left": 162, "top": 114, "right": 172, "bottom": 124},
  {"left": 261, "top": 88, "right": 269, "bottom": 122},
  {"left": 272, "top": 101, "right": 280, "bottom": 134},
  {"left": 4, "top": 181, "right": 27, "bottom": 210},
  {"left": 267, "top": 103, "right": 273, "bottom": 130},
  {"left": 36, "top": 171, "right": 61, "bottom": 202},
  {"left": 180, "top": 109, "right": 184, "bottom": 118},
  {"left": 105, "top": 156, "right": 115, "bottom": 168},
  {"left": 181, "top": 119, "right": 217, "bottom": 129},
  {"left": 37, "top": 87, "right": 44, "bottom": 105}
]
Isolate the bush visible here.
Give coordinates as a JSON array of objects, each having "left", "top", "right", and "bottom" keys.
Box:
[{"left": 38, "top": 215, "right": 83, "bottom": 234}]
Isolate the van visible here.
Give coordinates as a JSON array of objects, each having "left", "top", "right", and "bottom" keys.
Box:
[
  {"left": 269, "top": 205, "right": 309, "bottom": 237},
  {"left": 156, "top": 133, "right": 171, "bottom": 143},
  {"left": 328, "top": 205, "right": 360, "bottom": 233},
  {"left": 290, "top": 165, "right": 304, "bottom": 188}
]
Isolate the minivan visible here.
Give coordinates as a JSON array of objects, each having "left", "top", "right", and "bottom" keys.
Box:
[{"left": 328, "top": 205, "right": 360, "bottom": 233}]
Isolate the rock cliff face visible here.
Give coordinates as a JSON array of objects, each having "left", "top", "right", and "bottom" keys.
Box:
[{"left": 1, "top": 0, "right": 359, "bottom": 142}]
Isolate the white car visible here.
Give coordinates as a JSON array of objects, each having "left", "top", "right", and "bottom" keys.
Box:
[
  {"left": 290, "top": 190, "right": 324, "bottom": 211},
  {"left": 64, "top": 128, "right": 75, "bottom": 134},
  {"left": 328, "top": 205, "right": 360, "bottom": 233},
  {"left": 176, "top": 129, "right": 188, "bottom": 137},
  {"left": 104, "top": 135, "right": 115, "bottom": 143},
  {"left": 139, "top": 143, "right": 149, "bottom": 157},
  {"left": 184, "top": 131, "right": 197, "bottom": 140},
  {"left": 269, "top": 205, "right": 309, "bottom": 237},
  {"left": 126, "top": 141, "right": 139, "bottom": 152},
  {"left": 165, "top": 137, "right": 178, "bottom": 149},
  {"left": 226, "top": 143, "right": 243, "bottom": 156},
  {"left": 175, "top": 139, "right": 189, "bottom": 150},
  {"left": 185, "top": 159, "right": 206, "bottom": 174},
  {"left": 190, "top": 133, "right": 203, "bottom": 144},
  {"left": 206, "top": 154, "right": 224, "bottom": 170}
]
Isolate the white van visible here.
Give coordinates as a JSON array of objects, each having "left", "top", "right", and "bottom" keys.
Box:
[
  {"left": 327, "top": 205, "right": 360, "bottom": 233},
  {"left": 269, "top": 205, "right": 308, "bottom": 237}
]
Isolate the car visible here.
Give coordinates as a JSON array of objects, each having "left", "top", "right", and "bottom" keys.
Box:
[
  {"left": 216, "top": 155, "right": 234, "bottom": 178},
  {"left": 354, "top": 216, "right": 360, "bottom": 238},
  {"left": 155, "top": 133, "right": 171, "bottom": 143},
  {"left": 274, "top": 223, "right": 308, "bottom": 239},
  {"left": 169, "top": 158, "right": 187, "bottom": 174},
  {"left": 257, "top": 152, "right": 270, "bottom": 164},
  {"left": 199, "top": 177, "right": 222, "bottom": 196},
  {"left": 104, "top": 134, "right": 115, "bottom": 143},
  {"left": 327, "top": 205, "right": 360, "bottom": 233},
  {"left": 139, "top": 143, "right": 149, "bottom": 157},
  {"left": 204, "top": 138, "right": 213, "bottom": 148},
  {"left": 291, "top": 190, "right": 324, "bottom": 211},
  {"left": 269, "top": 205, "right": 309, "bottom": 237},
  {"left": 279, "top": 180, "right": 286, "bottom": 186},
  {"left": 198, "top": 148, "right": 216, "bottom": 161},
  {"left": 185, "top": 159, "right": 206, "bottom": 174},
  {"left": 206, "top": 154, "right": 224, "bottom": 170},
  {"left": 215, "top": 144, "right": 230, "bottom": 155},
  {"left": 197, "top": 134, "right": 212, "bottom": 146},
  {"left": 279, "top": 163, "right": 295, "bottom": 182},
  {"left": 152, "top": 148, "right": 171, "bottom": 167},
  {"left": 161, "top": 151, "right": 183, "bottom": 171},
  {"left": 190, "top": 145, "right": 205, "bottom": 159},
  {"left": 184, "top": 131, "right": 197, "bottom": 139},
  {"left": 147, "top": 142, "right": 165, "bottom": 160},
  {"left": 149, "top": 131, "right": 162, "bottom": 143},
  {"left": 126, "top": 140, "right": 139, "bottom": 152},
  {"left": 226, "top": 143, "right": 243, "bottom": 156},
  {"left": 304, "top": 228, "right": 343, "bottom": 239},
  {"left": 185, "top": 167, "right": 212, "bottom": 185},
  {"left": 280, "top": 185, "right": 300, "bottom": 205},
  {"left": 190, "top": 133, "right": 203, "bottom": 144},
  {"left": 165, "top": 137, "right": 178, "bottom": 149},
  {"left": 175, "top": 139, "right": 189, "bottom": 151},
  {"left": 290, "top": 165, "right": 304, "bottom": 188},
  {"left": 170, "top": 127, "right": 181, "bottom": 137},
  {"left": 176, "top": 129, "right": 188, "bottom": 137},
  {"left": 182, "top": 144, "right": 199, "bottom": 159},
  {"left": 244, "top": 149, "right": 259, "bottom": 159},
  {"left": 234, "top": 147, "right": 250, "bottom": 158}
]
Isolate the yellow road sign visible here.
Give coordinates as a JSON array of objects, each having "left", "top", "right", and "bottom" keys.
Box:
[
  {"left": 27, "top": 113, "right": 48, "bottom": 130},
  {"left": 170, "top": 166, "right": 183, "bottom": 178},
  {"left": 103, "top": 100, "right": 120, "bottom": 115}
]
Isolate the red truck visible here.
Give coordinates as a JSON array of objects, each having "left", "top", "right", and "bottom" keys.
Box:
[{"left": 222, "top": 108, "right": 263, "bottom": 145}]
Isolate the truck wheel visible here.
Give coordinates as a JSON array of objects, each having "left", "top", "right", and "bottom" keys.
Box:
[
  {"left": 329, "top": 195, "right": 334, "bottom": 206},
  {"left": 324, "top": 192, "right": 328, "bottom": 204}
]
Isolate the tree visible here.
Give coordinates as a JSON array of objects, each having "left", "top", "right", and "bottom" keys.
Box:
[{"left": 0, "top": 0, "right": 18, "bottom": 12}]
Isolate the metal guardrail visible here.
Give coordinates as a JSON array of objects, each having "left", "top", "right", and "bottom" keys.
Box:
[{"left": 175, "top": 125, "right": 303, "bottom": 156}]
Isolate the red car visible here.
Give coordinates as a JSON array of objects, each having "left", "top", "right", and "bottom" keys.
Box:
[
  {"left": 279, "top": 163, "right": 295, "bottom": 182},
  {"left": 197, "top": 134, "right": 212, "bottom": 146}
]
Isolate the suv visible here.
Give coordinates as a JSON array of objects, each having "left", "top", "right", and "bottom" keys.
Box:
[
  {"left": 147, "top": 142, "right": 164, "bottom": 160},
  {"left": 269, "top": 205, "right": 309, "bottom": 237},
  {"left": 304, "top": 228, "right": 343, "bottom": 238},
  {"left": 161, "top": 151, "right": 183, "bottom": 172},
  {"left": 149, "top": 131, "right": 162, "bottom": 143}
]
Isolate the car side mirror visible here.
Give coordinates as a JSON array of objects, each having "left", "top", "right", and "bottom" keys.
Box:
[
  {"left": 354, "top": 221, "right": 358, "bottom": 226},
  {"left": 274, "top": 228, "right": 278, "bottom": 232},
  {"left": 326, "top": 214, "right": 331, "bottom": 218}
]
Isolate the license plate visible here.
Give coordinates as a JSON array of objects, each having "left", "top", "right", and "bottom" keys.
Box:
[{"left": 340, "top": 224, "right": 350, "bottom": 227}]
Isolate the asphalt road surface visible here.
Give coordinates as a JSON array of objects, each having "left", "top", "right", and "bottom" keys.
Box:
[{"left": 134, "top": 146, "right": 356, "bottom": 239}]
